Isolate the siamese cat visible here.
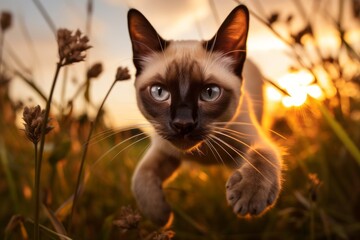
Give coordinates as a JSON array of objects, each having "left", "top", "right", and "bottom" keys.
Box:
[{"left": 127, "top": 5, "right": 282, "bottom": 226}]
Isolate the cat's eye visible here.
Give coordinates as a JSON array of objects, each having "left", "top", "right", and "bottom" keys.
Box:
[
  {"left": 200, "top": 85, "right": 221, "bottom": 102},
  {"left": 150, "top": 85, "right": 170, "bottom": 101}
]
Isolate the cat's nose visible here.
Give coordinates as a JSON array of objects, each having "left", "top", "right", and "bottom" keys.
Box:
[{"left": 171, "top": 118, "right": 196, "bottom": 135}]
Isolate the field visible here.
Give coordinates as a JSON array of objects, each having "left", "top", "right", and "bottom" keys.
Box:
[{"left": 1, "top": 0, "right": 360, "bottom": 239}]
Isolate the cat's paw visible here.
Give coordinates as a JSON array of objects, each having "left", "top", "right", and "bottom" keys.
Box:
[{"left": 225, "top": 164, "right": 280, "bottom": 217}]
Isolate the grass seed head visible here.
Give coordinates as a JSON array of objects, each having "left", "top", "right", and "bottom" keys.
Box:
[
  {"left": 153, "top": 230, "right": 175, "bottom": 240},
  {"left": 113, "top": 206, "right": 141, "bottom": 233},
  {"left": 0, "top": 11, "right": 12, "bottom": 32},
  {"left": 57, "top": 28, "right": 91, "bottom": 65},
  {"left": 22, "top": 105, "right": 53, "bottom": 144},
  {"left": 115, "top": 66, "right": 131, "bottom": 81},
  {"left": 0, "top": 73, "right": 11, "bottom": 86},
  {"left": 87, "top": 62, "right": 103, "bottom": 79}
]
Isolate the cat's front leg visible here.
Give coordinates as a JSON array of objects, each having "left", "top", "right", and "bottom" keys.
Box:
[
  {"left": 131, "top": 145, "right": 180, "bottom": 226},
  {"left": 226, "top": 146, "right": 281, "bottom": 216}
]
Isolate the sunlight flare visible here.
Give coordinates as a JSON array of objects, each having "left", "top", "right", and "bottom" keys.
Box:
[{"left": 266, "top": 70, "right": 326, "bottom": 108}]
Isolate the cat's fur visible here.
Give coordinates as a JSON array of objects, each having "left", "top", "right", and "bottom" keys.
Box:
[{"left": 128, "top": 5, "right": 282, "bottom": 226}]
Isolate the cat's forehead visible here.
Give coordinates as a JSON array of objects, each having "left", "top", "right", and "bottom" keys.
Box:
[
  {"left": 166, "top": 40, "right": 205, "bottom": 56},
  {"left": 135, "top": 40, "right": 240, "bottom": 90}
]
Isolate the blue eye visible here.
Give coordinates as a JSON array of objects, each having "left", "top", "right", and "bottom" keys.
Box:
[
  {"left": 150, "top": 85, "right": 170, "bottom": 101},
  {"left": 200, "top": 85, "right": 221, "bottom": 101}
]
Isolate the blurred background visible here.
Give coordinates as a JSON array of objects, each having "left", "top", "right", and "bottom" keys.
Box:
[{"left": 0, "top": 0, "right": 360, "bottom": 239}]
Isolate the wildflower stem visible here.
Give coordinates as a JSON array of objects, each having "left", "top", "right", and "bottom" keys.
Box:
[
  {"left": 67, "top": 79, "right": 117, "bottom": 234},
  {"left": 0, "top": 29, "right": 5, "bottom": 74},
  {"left": 33, "top": 142, "right": 38, "bottom": 240},
  {"left": 60, "top": 66, "right": 68, "bottom": 114},
  {"left": 0, "top": 137, "right": 19, "bottom": 213},
  {"left": 310, "top": 201, "right": 315, "bottom": 240},
  {"left": 32, "top": 0, "right": 56, "bottom": 36},
  {"left": 34, "top": 62, "right": 62, "bottom": 239},
  {"left": 34, "top": 143, "right": 38, "bottom": 174}
]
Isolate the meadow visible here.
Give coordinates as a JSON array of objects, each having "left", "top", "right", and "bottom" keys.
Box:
[{"left": 1, "top": 0, "right": 360, "bottom": 239}]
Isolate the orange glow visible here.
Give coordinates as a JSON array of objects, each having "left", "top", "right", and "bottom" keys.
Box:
[
  {"left": 307, "top": 84, "right": 323, "bottom": 99},
  {"left": 345, "top": 29, "right": 360, "bottom": 44},
  {"left": 266, "top": 86, "right": 283, "bottom": 101},
  {"left": 198, "top": 171, "right": 208, "bottom": 182},
  {"left": 23, "top": 185, "right": 32, "bottom": 200},
  {"left": 267, "top": 70, "right": 325, "bottom": 108}
]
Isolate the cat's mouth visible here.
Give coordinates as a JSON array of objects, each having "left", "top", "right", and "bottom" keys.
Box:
[
  {"left": 165, "top": 133, "right": 205, "bottom": 151},
  {"left": 170, "top": 138, "right": 203, "bottom": 151},
  {"left": 154, "top": 124, "right": 208, "bottom": 151}
]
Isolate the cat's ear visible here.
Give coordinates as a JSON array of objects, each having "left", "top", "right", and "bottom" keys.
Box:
[
  {"left": 128, "top": 9, "right": 168, "bottom": 76},
  {"left": 204, "top": 5, "right": 249, "bottom": 76}
]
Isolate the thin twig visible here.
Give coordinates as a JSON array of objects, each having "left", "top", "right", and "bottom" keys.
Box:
[
  {"left": 33, "top": 142, "right": 38, "bottom": 240},
  {"left": 19, "top": 15, "right": 40, "bottom": 71},
  {"left": 6, "top": 42, "right": 32, "bottom": 75},
  {"left": 35, "top": 62, "right": 62, "bottom": 239},
  {"left": 32, "top": 0, "right": 57, "bottom": 36},
  {"left": 0, "top": 30, "right": 4, "bottom": 74},
  {"left": 233, "top": 0, "right": 328, "bottom": 93},
  {"left": 208, "top": 0, "right": 221, "bottom": 25},
  {"left": 60, "top": 66, "right": 69, "bottom": 114},
  {"left": 67, "top": 80, "right": 118, "bottom": 234},
  {"left": 69, "top": 81, "right": 87, "bottom": 102},
  {"left": 5, "top": 64, "right": 61, "bottom": 109}
]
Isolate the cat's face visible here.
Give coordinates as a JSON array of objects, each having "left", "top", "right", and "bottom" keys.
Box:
[{"left": 128, "top": 6, "right": 249, "bottom": 151}]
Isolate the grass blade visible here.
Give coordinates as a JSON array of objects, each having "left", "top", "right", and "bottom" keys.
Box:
[
  {"left": 318, "top": 103, "right": 360, "bottom": 166},
  {"left": 26, "top": 218, "right": 73, "bottom": 240},
  {"left": 43, "top": 205, "right": 68, "bottom": 239}
]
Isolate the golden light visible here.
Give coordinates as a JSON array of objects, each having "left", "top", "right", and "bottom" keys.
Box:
[
  {"left": 266, "top": 86, "right": 283, "bottom": 101},
  {"left": 22, "top": 185, "right": 32, "bottom": 200},
  {"left": 345, "top": 29, "right": 360, "bottom": 45},
  {"left": 198, "top": 171, "right": 208, "bottom": 182},
  {"left": 307, "top": 84, "right": 323, "bottom": 99},
  {"left": 267, "top": 70, "right": 325, "bottom": 108}
]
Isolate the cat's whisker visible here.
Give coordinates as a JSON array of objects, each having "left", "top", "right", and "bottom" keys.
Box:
[
  {"left": 213, "top": 122, "right": 286, "bottom": 140},
  {"left": 212, "top": 130, "right": 278, "bottom": 170},
  {"left": 212, "top": 49, "right": 247, "bottom": 64},
  {"left": 131, "top": 40, "right": 157, "bottom": 56},
  {"left": 211, "top": 126, "right": 255, "bottom": 138},
  {"left": 209, "top": 134, "right": 272, "bottom": 184},
  {"left": 91, "top": 132, "right": 148, "bottom": 168},
  {"left": 203, "top": 49, "right": 247, "bottom": 74},
  {"left": 207, "top": 136, "right": 239, "bottom": 167},
  {"left": 156, "top": 35, "right": 170, "bottom": 74},
  {"left": 204, "top": 138, "right": 225, "bottom": 166},
  {"left": 88, "top": 123, "right": 153, "bottom": 146},
  {"left": 89, "top": 123, "right": 150, "bottom": 141},
  {"left": 203, "top": 32, "right": 219, "bottom": 74},
  {"left": 90, "top": 128, "right": 118, "bottom": 141},
  {"left": 105, "top": 134, "right": 150, "bottom": 166}
]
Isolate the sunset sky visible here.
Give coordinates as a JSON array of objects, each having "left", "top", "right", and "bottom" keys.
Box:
[{"left": 1, "top": 0, "right": 358, "bottom": 126}]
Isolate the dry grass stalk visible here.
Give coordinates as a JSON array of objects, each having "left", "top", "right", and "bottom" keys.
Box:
[
  {"left": 115, "top": 66, "right": 131, "bottom": 81},
  {"left": 22, "top": 105, "right": 53, "bottom": 144},
  {"left": 113, "top": 206, "right": 142, "bottom": 233},
  {"left": 57, "top": 29, "right": 91, "bottom": 66},
  {"left": 152, "top": 230, "right": 175, "bottom": 240},
  {"left": 0, "top": 11, "right": 12, "bottom": 32},
  {"left": 87, "top": 62, "right": 103, "bottom": 79}
]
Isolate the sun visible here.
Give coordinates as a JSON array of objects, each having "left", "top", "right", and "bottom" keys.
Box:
[{"left": 266, "top": 70, "right": 325, "bottom": 108}]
